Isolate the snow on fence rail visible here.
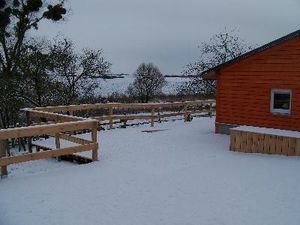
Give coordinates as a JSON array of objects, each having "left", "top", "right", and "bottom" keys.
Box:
[{"left": 0, "top": 99, "right": 215, "bottom": 177}]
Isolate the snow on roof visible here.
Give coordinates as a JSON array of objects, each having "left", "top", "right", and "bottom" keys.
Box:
[{"left": 231, "top": 125, "right": 300, "bottom": 138}]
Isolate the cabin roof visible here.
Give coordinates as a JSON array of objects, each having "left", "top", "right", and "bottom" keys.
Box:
[{"left": 201, "top": 29, "right": 300, "bottom": 80}]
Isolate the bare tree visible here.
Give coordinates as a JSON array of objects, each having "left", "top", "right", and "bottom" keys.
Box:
[
  {"left": 49, "top": 38, "right": 111, "bottom": 104},
  {"left": 178, "top": 29, "right": 252, "bottom": 97},
  {"left": 127, "top": 63, "right": 166, "bottom": 103}
]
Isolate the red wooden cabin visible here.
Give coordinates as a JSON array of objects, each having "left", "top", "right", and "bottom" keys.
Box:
[{"left": 202, "top": 30, "right": 300, "bottom": 134}]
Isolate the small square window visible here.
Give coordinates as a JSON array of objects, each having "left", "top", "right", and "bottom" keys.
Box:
[{"left": 270, "top": 89, "right": 291, "bottom": 115}]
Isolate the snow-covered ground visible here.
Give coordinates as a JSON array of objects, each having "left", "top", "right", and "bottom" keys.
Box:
[
  {"left": 1, "top": 117, "right": 300, "bottom": 225},
  {"left": 97, "top": 75, "right": 187, "bottom": 96}
]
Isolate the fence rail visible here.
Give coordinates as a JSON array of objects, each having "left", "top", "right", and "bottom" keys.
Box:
[{"left": 0, "top": 99, "right": 215, "bottom": 177}]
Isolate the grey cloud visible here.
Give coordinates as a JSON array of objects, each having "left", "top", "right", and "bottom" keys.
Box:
[{"left": 33, "top": 0, "right": 300, "bottom": 74}]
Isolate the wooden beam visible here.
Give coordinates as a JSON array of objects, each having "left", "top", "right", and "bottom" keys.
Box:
[
  {"left": 0, "top": 143, "right": 98, "bottom": 167},
  {"left": 0, "top": 120, "right": 98, "bottom": 140},
  {"left": 150, "top": 107, "right": 155, "bottom": 127},
  {"left": 24, "top": 109, "right": 86, "bottom": 122},
  {"left": 0, "top": 140, "right": 7, "bottom": 176},
  {"left": 26, "top": 111, "right": 33, "bottom": 153},
  {"left": 91, "top": 126, "right": 98, "bottom": 161},
  {"left": 109, "top": 106, "right": 113, "bottom": 129},
  {"left": 27, "top": 100, "right": 215, "bottom": 113}
]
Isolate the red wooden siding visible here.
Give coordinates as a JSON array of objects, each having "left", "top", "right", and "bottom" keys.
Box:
[{"left": 216, "top": 36, "right": 300, "bottom": 131}]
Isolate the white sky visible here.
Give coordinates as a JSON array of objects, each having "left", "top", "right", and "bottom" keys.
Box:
[{"left": 34, "top": 0, "right": 300, "bottom": 74}]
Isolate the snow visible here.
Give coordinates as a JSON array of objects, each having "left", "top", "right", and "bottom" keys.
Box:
[
  {"left": 1, "top": 117, "right": 300, "bottom": 225},
  {"left": 232, "top": 125, "right": 300, "bottom": 138}
]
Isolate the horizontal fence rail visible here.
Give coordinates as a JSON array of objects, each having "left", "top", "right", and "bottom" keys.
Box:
[
  {"left": 33, "top": 100, "right": 215, "bottom": 113},
  {"left": 0, "top": 99, "right": 215, "bottom": 177}
]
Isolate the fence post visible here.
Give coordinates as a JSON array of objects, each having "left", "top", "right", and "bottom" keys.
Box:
[
  {"left": 26, "top": 111, "right": 33, "bottom": 153},
  {"left": 209, "top": 103, "right": 213, "bottom": 117},
  {"left": 91, "top": 122, "right": 98, "bottom": 161},
  {"left": 109, "top": 106, "right": 113, "bottom": 129},
  {"left": 55, "top": 133, "right": 61, "bottom": 161},
  {"left": 151, "top": 107, "right": 155, "bottom": 127},
  {"left": 0, "top": 139, "right": 8, "bottom": 177},
  {"left": 55, "top": 133, "right": 61, "bottom": 149},
  {"left": 183, "top": 103, "right": 188, "bottom": 122}
]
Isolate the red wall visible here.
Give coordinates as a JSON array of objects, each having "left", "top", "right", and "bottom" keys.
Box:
[{"left": 216, "top": 36, "right": 300, "bottom": 131}]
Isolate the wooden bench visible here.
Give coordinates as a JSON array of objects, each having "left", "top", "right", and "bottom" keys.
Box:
[{"left": 230, "top": 126, "right": 300, "bottom": 156}]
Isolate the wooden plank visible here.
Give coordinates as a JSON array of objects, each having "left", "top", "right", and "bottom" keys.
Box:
[
  {"left": 257, "top": 133, "right": 262, "bottom": 153},
  {"left": 26, "top": 111, "right": 33, "bottom": 153},
  {"left": 251, "top": 133, "right": 257, "bottom": 153},
  {"left": 0, "top": 140, "right": 7, "bottom": 176},
  {"left": 0, "top": 120, "right": 98, "bottom": 140},
  {"left": 288, "top": 138, "right": 296, "bottom": 156},
  {"left": 229, "top": 130, "right": 236, "bottom": 151},
  {"left": 55, "top": 133, "right": 61, "bottom": 149},
  {"left": 109, "top": 107, "right": 113, "bottom": 129},
  {"left": 0, "top": 143, "right": 98, "bottom": 167},
  {"left": 246, "top": 132, "right": 252, "bottom": 153},
  {"left": 241, "top": 131, "right": 247, "bottom": 153},
  {"left": 235, "top": 130, "right": 241, "bottom": 152},
  {"left": 91, "top": 127, "right": 98, "bottom": 161},
  {"left": 183, "top": 103, "right": 188, "bottom": 122},
  {"left": 281, "top": 137, "right": 289, "bottom": 155},
  {"left": 29, "top": 100, "right": 215, "bottom": 113},
  {"left": 276, "top": 136, "right": 283, "bottom": 155},
  {"left": 295, "top": 139, "right": 300, "bottom": 156},
  {"left": 55, "top": 133, "right": 61, "bottom": 161},
  {"left": 26, "top": 109, "right": 86, "bottom": 122},
  {"left": 151, "top": 107, "right": 155, "bottom": 127},
  {"left": 262, "top": 134, "right": 269, "bottom": 154},
  {"left": 243, "top": 132, "right": 247, "bottom": 153}
]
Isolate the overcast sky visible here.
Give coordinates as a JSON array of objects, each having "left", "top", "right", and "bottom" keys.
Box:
[{"left": 34, "top": 0, "right": 300, "bottom": 74}]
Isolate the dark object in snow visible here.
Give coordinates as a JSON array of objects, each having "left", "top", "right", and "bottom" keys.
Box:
[
  {"left": 120, "top": 119, "right": 128, "bottom": 128},
  {"left": 60, "top": 155, "right": 92, "bottom": 164},
  {"left": 141, "top": 129, "right": 168, "bottom": 133},
  {"left": 186, "top": 113, "right": 193, "bottom": 122}
]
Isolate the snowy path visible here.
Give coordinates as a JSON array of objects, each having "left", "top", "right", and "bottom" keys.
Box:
[{"left": 1, "top": 118, "right": 300, "bottom": 225}]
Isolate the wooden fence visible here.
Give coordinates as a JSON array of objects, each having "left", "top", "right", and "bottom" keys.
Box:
[
  {"left": 0, "top": 99, "right": 215, "bottom": 177},
  {"left": 33, "top": 100, "right": 215, "bottom": 129},
  {"left": 0, "top": 109, "right": 99, "bottom": 177}
]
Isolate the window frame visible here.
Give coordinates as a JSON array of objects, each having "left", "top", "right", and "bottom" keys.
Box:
[{"left": 270, "top": 89, "right": 292, "bottom": 115}]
